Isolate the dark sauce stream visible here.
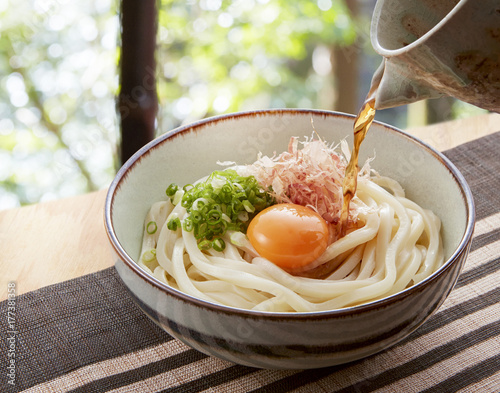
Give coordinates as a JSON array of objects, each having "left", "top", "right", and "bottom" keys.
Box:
[{"left": 339, "top": 74, "right": 382, "bottom": 237}]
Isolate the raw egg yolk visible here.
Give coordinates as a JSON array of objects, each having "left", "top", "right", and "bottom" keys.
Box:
[{"left": 247, "top": 203, "right": 329, "bottom": 270}]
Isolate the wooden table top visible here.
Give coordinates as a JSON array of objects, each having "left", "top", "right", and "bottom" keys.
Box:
[{"left": 2, "top": 112, "right": 499, "bottom": 301}]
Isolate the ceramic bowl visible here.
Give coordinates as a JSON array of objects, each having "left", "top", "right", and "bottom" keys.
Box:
[{"left": 104, "top": 109, "right": 474, "bottom": 369}]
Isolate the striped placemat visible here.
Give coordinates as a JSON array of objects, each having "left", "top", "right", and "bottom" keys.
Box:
[{"left": 2, "top": 131, "right": 500, "bottom": 392}]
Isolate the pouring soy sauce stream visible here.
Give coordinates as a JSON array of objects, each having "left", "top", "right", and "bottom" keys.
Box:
[
  {"left": 339, "top": 71, "right": 381, "bottom": 237},
  {"left": 340, "top": 0, "right": 500, "bottom": 236}
]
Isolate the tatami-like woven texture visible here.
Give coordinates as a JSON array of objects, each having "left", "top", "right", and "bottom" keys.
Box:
[{"left": 2, "top": 132, "right": 500, "bottom": 392}]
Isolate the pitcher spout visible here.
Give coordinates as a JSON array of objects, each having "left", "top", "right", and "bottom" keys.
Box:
[{"left": 373, "top": 59, "right": 444, "bottom": 110}]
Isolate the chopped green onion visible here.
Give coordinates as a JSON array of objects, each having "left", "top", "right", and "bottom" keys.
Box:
[
  {"left": 166, "top": 183, "right": 178, "bottom": 197},
  {"left": 166, "top": 169, "right": 274, "bottom": 251},
  {"left": 198, "top": 239, "right": 212, "bottom": 250},
  {"left": 242, "top": 200, "right": 255, "bottom": 213},
  {"left": 183, "top": 218, "right": 194, "bottom": 232},
  {"left": 167, "top": 217, "right": 181, "bottom": 231},
  {"left": 191, "top": 210, "right": 203, "bottom": 223},
  {"left": 146, "top": 221, "right": 157, "bottom": 234},
  {"left": 142, "top": 249, "right": 156, "bottom": 263},
  {"left": 207, "top": 209, "right": 222, "bottom": 225},
  {"left": 212, "top": 238, "right": 226, "bottom": 252},
  {"left": 238, "top": 211, "right": 249, "bottom": 222},
  {"left": 172, "top": 190, "right": 183, "bottom": 205},
  {"left": 226, "top": 222, "right": 242, "bottom": 231},
  {"left": 196, "top": 222, "right": 208, "bottom": 239}
]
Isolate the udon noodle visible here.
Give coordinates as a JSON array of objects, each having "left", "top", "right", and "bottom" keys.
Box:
[{"left": 138, "top": 138, "right": 443, "bottom": 312}]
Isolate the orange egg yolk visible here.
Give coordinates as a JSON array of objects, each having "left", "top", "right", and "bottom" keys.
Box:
[{"left": 247, "top": 203, "right": 329, "bottom": 271}]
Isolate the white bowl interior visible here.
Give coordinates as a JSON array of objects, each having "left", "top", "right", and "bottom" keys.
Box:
[{"left": 110, "top": 110, "right": 468, "bottom": 274}]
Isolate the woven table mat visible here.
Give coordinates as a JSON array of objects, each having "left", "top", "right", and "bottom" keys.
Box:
[{"left": 2, "top": 131, "right": 500, "bottom": 392}]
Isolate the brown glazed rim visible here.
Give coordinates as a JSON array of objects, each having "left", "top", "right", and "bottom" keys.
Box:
[{"left": 104, "top": 108, "right": 475, "bottom": 321}]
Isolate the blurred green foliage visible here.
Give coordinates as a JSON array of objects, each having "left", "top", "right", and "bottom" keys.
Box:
[
  {"left": 0, "top": 0, "right": 357, "bottom": 209},
  {"left": 0, "top": 0, "right": 489, "bottom": 210},
  {"left": 0, "top": 0, "right": 118, "bottom": 208},
  {"left": 156, "top": 0, "right": 356, "bottom": 130}
]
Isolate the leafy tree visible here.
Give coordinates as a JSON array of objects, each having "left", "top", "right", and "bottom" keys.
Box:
[
  {"left": 0, "top": 0, "right": 356, "bottom": 209},
  {"left": 156, "top": 0, "right": 356, "bottom": 131},
  {"left": 0, "top": 0, "right": 119, "bottom": 208}
]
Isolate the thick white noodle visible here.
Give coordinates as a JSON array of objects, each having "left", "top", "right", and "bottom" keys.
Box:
[{"left": 138, "top": 176, "right": 444, "bottom": 312}]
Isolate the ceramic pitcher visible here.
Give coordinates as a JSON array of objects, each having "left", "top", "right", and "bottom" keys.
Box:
[{"left": 370, "top": 0, "right": 500, "bottom": 112}]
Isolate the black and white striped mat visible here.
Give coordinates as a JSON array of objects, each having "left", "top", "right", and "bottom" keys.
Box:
[{"left": 2, "top": 131, "right": 500, "bottom": 392}]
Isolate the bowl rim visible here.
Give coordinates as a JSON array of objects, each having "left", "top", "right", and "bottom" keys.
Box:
[{"left": 104, "top": 108, "right": 475, "bottom": 320}]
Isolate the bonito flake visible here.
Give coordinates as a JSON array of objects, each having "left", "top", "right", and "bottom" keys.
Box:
[{"left": 238, "top": 136, "right": 372, "bottom": 225}]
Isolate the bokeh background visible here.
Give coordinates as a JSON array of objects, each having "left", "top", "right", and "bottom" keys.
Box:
[{"left": 0, "top": 0, "right": 487, "bottom": 210}]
